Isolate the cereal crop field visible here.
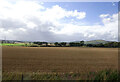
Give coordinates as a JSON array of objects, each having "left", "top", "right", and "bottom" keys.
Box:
[{"left": 2, "top": 46, "right": 118, "bottom": 74}]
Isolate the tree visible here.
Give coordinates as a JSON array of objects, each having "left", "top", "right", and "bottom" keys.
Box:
[
  {"left": 54, "top": 42, "right": 59, "bottom": 46},
  {"left": 69, "top": 42, "right": 74, "bottom": 47},
  {"left": 61, "top": 42, "right": 67, "bottom": 47},
  {"left": 97, "top": 43, "right": 104, "bottom": 47},
  {"left": 45, "top": 42, "right": 48, "bottom": 46},
  {"left": 118, "top": 42, "right": 120, "bottom": 48},
  {"left": 80, "top": 41, "right": 84, "bottom": 46},
  {"left": 86, "top": 44, "right": 93, "bottom": 47},
  {"left": 33, "top": 42, "right": 43, "bottom": 45}
]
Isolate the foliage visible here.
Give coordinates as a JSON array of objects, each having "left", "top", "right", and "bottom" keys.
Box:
[
  {"left": 2, "top": 70, "right": 119, "bottom": 80},
  {"left": 33, "top": 42, "right": 48, "bottom": 46},
  {"left": 60, "top": 42, "right": 67, "bottom": 47},
  {"left": 1, "top": 40, "right": 120, "bottom": 48},
  {"left": 69, "top": 41, "right": 84, "bottom": 47},
  {"left": 86, "top": 42, "right": 119, "bottom": 48}
]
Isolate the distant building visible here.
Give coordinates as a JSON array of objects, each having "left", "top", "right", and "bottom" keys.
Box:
[{"left": 48, "top": 43, "right": 55, "bottom": 46}]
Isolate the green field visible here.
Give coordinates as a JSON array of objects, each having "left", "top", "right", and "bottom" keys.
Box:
[{"left": 1, "top": 43, "right": 29, "bottom": 46}]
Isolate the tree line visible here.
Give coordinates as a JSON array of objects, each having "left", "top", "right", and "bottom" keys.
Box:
[
  {"left": 1, "top": 40, "right": 120, "bottom": 48},
  {"left": 85, "top": 42, "right": 119, "bottom": 48},
  {"left": 33, "top": 41, "right": 120, "bottom": 48}
]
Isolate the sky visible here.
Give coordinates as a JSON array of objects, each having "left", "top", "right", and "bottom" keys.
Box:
[{"left": 0, "top": 0, "right": 118, "bottom": 42}]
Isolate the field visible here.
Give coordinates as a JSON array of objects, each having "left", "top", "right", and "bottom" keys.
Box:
[
  {"left": 1, "top": 43, "right": 26, "bottom": 46},
  {"left": 2, "top": 46, "right": 118, "bottom": 80}
]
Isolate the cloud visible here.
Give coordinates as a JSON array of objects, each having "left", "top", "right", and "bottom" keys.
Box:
[
  {"left": 99, "top": 14, "right": 110, "bottom": 18},
  {"left": 112, "top": 2, "right": 116, "bottom": 6},
  {"left": 0, "top": 0, "right": 118, "bottom": 41},
  {"left": 40, "top": 5, "right": 86, "bottom": 22},
  {"left": 50, "top": 13, "right": 118, "bottom": 41}
]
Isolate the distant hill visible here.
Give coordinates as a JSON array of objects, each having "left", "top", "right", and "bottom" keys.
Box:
[
  {"left": 0, "top": 40, "right": 31, "bottom": 43},
  {"left": 84, "top": 40, "right": 110, "bottom": 44}
]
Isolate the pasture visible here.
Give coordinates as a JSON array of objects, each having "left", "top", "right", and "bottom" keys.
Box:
[
  {"left": 1, "top": 43, "right": 26, "bottom": 46},
  {"left": 2, "top": 46, "right": 118, "bottom": 80}
]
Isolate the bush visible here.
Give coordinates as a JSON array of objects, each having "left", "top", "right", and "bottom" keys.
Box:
[{"left": 28, "top": 44, "right": 40, "bottom": 47}]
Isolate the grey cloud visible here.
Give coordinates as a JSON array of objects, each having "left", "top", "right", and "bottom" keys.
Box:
[{"left": 0, "top": 18, "right": 26, "bottom": 29}]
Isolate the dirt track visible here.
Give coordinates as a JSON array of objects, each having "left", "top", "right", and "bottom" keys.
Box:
[{"left": 2, "top": 46, "right": 118, "bottom": 73}]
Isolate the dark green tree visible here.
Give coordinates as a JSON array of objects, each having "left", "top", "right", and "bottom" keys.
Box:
[
  {"left": 61, "top": 42, "right": 67, "bottom": 47},
  {"left": 80, "top": 41, "right": 84, "bottom": 46},
  {"left": 54, "top": 42, "right": 59, "bottom": 46}
]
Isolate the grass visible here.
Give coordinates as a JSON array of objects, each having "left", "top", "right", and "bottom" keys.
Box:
[
  {"left": 0, "top": 43, "right": 38, "bottom": 47},
  {"left": 1, "top": 43, "right": 41, "bottom": 47},
  {"left": 87, "top": 69, "right": 119, "bottom": 80},
  {"left": 1, "top": 43, "right": 26, "bottom": 46},
  {"left": 2, "top": 70, "right": 119, "bottom": 80}
]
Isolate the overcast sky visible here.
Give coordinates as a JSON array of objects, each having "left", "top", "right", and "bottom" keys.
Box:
[{"left": 0, "top": 0, "right": 118, "bottom": 42}]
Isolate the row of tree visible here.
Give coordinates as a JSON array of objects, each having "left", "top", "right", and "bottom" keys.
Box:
[
  {"left": 69, "top": 41, "right": 84, "bottom": 47},
  {"left": 33, "top": 41, "right": 120, "bottom": 48},
  {"left": 33, "top": 42, "right": 48, "bottom": 45},
  {"left": 85, "top": 42, "right": 119, "bottom": 48},
  {"left": 1, "top": 40, "right": 120, "bottom": 48}
]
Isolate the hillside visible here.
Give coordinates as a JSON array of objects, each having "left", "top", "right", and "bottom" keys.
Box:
[{"left": 84, "top": 40, "right": 109, "bottom": 44}]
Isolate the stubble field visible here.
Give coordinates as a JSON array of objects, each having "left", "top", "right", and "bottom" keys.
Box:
[{"left": 2, "top": 46, "right": 118, "bottom": 74}]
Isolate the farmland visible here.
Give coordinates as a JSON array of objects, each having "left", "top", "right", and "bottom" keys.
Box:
[
  {"left": 1, "top": 43, "right": 26, "bottom": 46},
  {"left": 2, "top": 46, "right": 118, "bottom": 80}
]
